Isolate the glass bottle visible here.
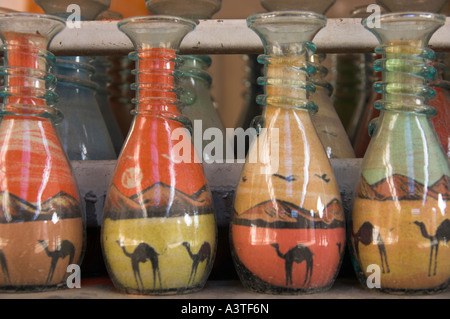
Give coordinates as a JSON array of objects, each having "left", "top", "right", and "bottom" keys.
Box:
[
  {"left": 101, "top": 16, "right": 217, "bottom": 295},
  {"left": 0, "top": 13, "right": 84, "bottom": 291},
  {"left": 351, "top": 52, "right": 381, "bottom": 158},
  {"left": 375, "top": 0, "right": 450, "bottom": 160},
  {"left": 178, "top": 55, "right": 230, "bottom": 162},
  {"left": 260, "top": 0, "right": 336, "bottom": 14},
  {"left": 144, "top": 0, "right": 229, "bottom": 163},
  {"left": 238, "top": 54, "right": 264, "bottom": 133},
  {"left": 34, "top": 0, "right": 111, "bottom": 20},
  {"left": 258, "top": 0, "right": 352, "bottom": 160},
  {"left": 108, "top": 56, "right": 134, "bottom": 137},
  {"left": 145, "top": 0, "right": 222, "bottom": 18},
  {"left": 231, "top": 11, "right": 345, "bottom": 294},
  {"left": 34, "top": 0, "right": 117, "bottom": 161},
  {"left": 351, "top": 12, "right": 450, "bottom": 294},
  {"left": 349, "top": 5, "right": 383, "bottom": 158},
  {"left": 310, "top": 54, "right": 355, "bottom": 159},
  {"left": 91, "top": 56, "right": 125, "bottom": 157},
  {"left": 327, "top": 53, "right": 368, "bottom": 138},
  {"left": 53, "top": 57, "right": 117, "bottom": 160},
  {"left": 377, "top": 0, "right": 449, "bottom": 13}
]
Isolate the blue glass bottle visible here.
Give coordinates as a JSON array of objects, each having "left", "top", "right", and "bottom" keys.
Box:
[
  {"left": 91, "top": 56, "right": 125, "bottom": 156},
  {"left": 53, "top": 57, "right": 117, "bottom": 160}
]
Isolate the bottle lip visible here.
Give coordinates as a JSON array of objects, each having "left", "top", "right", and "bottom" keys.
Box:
[
  {"left": 117, "top": 15, "right": 198, "bottom": 30},
  {"left": 0, "top": 12, "right": 66, "bottom": 24},
  {"left": 247, "top": 10, "right": 327, "bottom": 27},
  {"left": 362, "top": 11, "right": 446, "bottom": 27}
]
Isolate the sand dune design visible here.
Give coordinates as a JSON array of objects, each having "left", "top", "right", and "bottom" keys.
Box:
[
  {"left": 0, "top": 191, "right": 82, "bottom": 223},
  {"left": 103, "top": 182, "right": 214, "bottom": 220},
  {"left": 357, "top": 174, "right": 450, "bottom": 201},
  {"left": 233, "top": 198, "right": 344, "bottom": 229}
]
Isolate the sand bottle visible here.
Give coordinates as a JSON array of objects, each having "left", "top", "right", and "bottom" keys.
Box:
[
  {"left": 0, "top": 13, "right": 84, "bottom": 291},
  {"left": 351, "top": 12, "right": 450, "bottom": 294},
  {"left": 230, "top": 11, "right": 345, "bottom": 294},
  {"left": 101, "top": 16, "right": 217, "bottom": 295}
]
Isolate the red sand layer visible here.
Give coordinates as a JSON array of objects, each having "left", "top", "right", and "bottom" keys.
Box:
[{"left": 232, "top": 225, "right": 345, "bottom": 289}]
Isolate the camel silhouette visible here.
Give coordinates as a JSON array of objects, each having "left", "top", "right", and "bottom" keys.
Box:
[
  {"left": 116, "top": 241, "right": 162, "bottom": 290},
  {"left": 270, "top": 243, "right": 313, "bottom": 287},
  {"left": 38, "top": 239, "right": 75, "bottom": 285},
  {"left": 182, "top": 241, "right": 211, "bottom": 285},
  {"left": 352, "top": 221, "right": 390, "bottom": 274},
  {"left": 0, "top": 248, "right": 10, "bottom": 284},
  {"left": 414, "top": 219, "right": 450, "bottom": 276}
]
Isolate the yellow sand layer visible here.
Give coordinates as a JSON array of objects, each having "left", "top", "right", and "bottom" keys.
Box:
[
  {"left": 352, "top": 198, "right": 449, "bottom": 290},
  {"left": 102, "top": 214, "right": 216, "bottom": 291}
]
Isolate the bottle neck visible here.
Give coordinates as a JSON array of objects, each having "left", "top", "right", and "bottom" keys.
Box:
[
  {"left": 0, "top": 32, "right": 60, "bottom": 121},
  {"left": 364, "top": 13, "right": 445, "bottom": 117},
  {"left": 373, "top": 43, "right": 437, "bottom": 117},
  {"left": 130, "top": 48, "right": 180, "bottom": 115},
  {"left": 257, "top": 53, "right": 317, "bottom": 114}
]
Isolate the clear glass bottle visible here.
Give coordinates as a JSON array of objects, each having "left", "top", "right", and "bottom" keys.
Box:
[
  {"left": 327, "top": 53, "right": 368, "bottom": 140},
  {"left": 260, "top": 0, "right": 336, "bottom": 14},
  {"left": 178, "top": 55, "right": 230, "bottom": 162},
  {"left": 34, "top": 0, "right": 116, "bottom": 161},
  {"left": 101, "top": 16, "right": 217, "bottom": 295},
  {"left": 144, "top": 0, "right": 229, "bottom": 163},
  {"left": 259, "top": 0, "right": 353, "bottom": 160},
  {"left": 34, "top": 0, "right": 111, "bottom": 20},
  {"left": 376, "top": 0, "right": 449, "bottom": 13},
  {"left": 108, "top": 56, "right": 134, "bottom": 137},
  {"left": 349, "top": 5, "right": 383, "bottom": 157},
  {"left": 310, "top": 54, "right": 355, "bottom": 159},
  {"left": 231, "top": 11, "right": 345, "bottom": 294},
  {"left": 351, "top": 52, "right": 381, "bottom": 158},
  {"left": 0, "top": 13, "right": 84, "bottom": 291},
  {"left": 145, "top": 0, "right": 222, "bottom": 18},
  {"left": 351, "top": 12, "right": 450, "bottom": 294},
  {"left": 91, "top": 56, "right": 125, "bottom": 157},
  {"left": 53, "top": 57, "right": 117, "bottom": 160}
]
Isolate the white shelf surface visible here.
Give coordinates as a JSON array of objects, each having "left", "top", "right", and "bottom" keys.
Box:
[
  {"left": 50, "top": 17, "right": 450, "bottom": 56},
  {"left": 0, "top": 277, "right": 448, "bottom": 299}
]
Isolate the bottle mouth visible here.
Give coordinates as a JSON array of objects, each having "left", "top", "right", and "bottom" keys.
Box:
[
  {"left": 145, "top": 0, "right": 222, "bottom": 19},
  {"left": 0, "top": 12, "right": 65, "bottom": 39},
  {"left": 118, "top": 15, "right": 198, "bottom": 33},
  {"left": 34, "top": 0, "right": 111, "bottom": 21},
  {"left": 247, "top": 10, "right": 327, "bottom": 28},
  {"left": 362, "top": 11, "right": 446, "bottom": 29},
  {"left": 247, "top": 11, "right": 327, "bottom": 50},
  {"left": 362, "top": 11, "right": 445, "bottom": 49},
  {"left": 0, "top": 12, "right": 66, "bottom": 22}
]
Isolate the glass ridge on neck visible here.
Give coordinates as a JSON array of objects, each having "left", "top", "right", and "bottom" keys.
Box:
[{"left": 364, "top": 12, "right": 445, "bottom": 116}]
